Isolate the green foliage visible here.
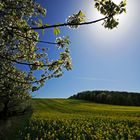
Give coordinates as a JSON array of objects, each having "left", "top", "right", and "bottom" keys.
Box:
[
  {"left": 0, "top": 0, "right": 45, "bottom": 118},
  {"left": 20, "top": 118, "right": 140, "bottom": 140},
  {"left": 66, "top": 10, "right": 86, "bottom": 28},
  {"left": 56, "top": 36, "right": 70, "bottom": 48},
  {"left": 38, "top": 19, "right": 43, "bottom": 26},
  {"left": 18, "top": 99, "right": 140, "bottom": 140},
  {"left": 95, "top": 0, "right": 126, "bottom": 29},
  {"left": 0, "top": 0, "right": 72, "bottom": 91},
  {"left": 69, "top": 90, "right": 140, "bottom": 106},
  {"left": 32, "top": 86, "right": 39, "bottom": 92},
  {"left": 54, "top": 27, "right": 60, "bottom": 36},
  {"left": 0, "top": 64, "right": 31, "bottom": 118}
]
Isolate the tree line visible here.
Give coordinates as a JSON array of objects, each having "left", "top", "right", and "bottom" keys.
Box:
[{"left": 69, "top": 90, "right": 140, "bottom": 106}]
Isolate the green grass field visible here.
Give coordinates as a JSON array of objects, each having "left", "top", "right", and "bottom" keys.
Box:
[{"left": 18, "top": 99, "right": 140, "bottom": 140}]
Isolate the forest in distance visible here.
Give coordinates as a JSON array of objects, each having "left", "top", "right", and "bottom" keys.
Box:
[{"left": 69, "top": 90, "right": 140, "bottom": 106}]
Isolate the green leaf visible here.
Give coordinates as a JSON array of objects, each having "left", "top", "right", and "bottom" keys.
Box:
[
  {"left": 32, "top": 86, "right": 39, "bottom": 92},
  {"left": 32, "top": 21, "right": 38, "bottom": 26},
  {"left": 53, "top": 27, "right": 60, "bottom": 36},
  {"left": 78, "top": 10, "right": 85, "bottom": 17},
  {"left": 38, "top": 19, "right": 43, "bottom": 25},
  {"left": 37, "top": 19, "right": 43, "bottom": 27},
  {"left": 42, "top": 29, "right": 45, "bottom": 35},
  {"left": 45, "top": 24, "right": 49, "bottom": 26}
]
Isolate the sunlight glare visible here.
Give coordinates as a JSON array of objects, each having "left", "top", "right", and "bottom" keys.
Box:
[
  {"left": 112, "top": 0, "right": 122, "bottom": 5},
  {"left": 85, "top": 0, "right": 136, "bottom": 46}
]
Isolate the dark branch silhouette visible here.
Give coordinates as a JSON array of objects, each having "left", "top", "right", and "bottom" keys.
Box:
[
  {"left": 0, "top": 55, "right": 49, "bottom": 67},
  {"left": 31, "top": 17, "right": 108, "bottom": 30},
  {"left": 10, "top": 17, "right": 108, "bottom": 31}
]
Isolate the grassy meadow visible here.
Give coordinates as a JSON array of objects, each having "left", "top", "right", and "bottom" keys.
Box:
[{"left": 17, "top": 99, "right": 140, "bottom": 140}]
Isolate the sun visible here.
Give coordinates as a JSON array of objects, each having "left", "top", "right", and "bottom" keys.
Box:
[
  {"left": 86, "top": 0, "right": 128, "bottom": 25},
  {"left": 85, "top": 0, "right": 135, "bottom": 44}
]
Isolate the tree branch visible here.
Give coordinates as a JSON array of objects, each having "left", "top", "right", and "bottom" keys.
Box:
[
  {"left": 0, "top": 55, "right": 49, "bottom": 67},
  {"left": 31, "top": 17, "right": 108, "bottom": 30},
  {"left": 14, "top": 31, "right": 58, "bottom": 45},
  {"left": 11, "top": 17, "right": 108, "bottom": 31},
  {"left": 37, "top": 40, "right": 57, "bottom": 45}
]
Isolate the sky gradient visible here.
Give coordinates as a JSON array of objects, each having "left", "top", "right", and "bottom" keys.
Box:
[{"left": 34, "top": 0, "right": 140, "bottom": 98}]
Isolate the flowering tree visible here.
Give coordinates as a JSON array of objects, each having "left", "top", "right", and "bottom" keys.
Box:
[{"left": 0, "top": 0, "right": 126, "bottom": 117}]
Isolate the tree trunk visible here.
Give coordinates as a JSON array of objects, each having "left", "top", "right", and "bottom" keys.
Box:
[{"left": 0, "top": 100, "right": 9, "bottom": 119}]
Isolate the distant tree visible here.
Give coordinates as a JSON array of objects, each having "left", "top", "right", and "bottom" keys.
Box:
[
  {"left": 106, "top": 94, "right": 112, "bottom": 104},
  {"left": 69, "top": 90, "right": 140, "bottom": 106}
]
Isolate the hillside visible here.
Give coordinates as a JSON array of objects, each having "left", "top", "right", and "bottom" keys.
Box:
[
  {"left": 32, "top": 99, "right": 140, "bottom": 119},
  {"left": 26, "top": 99, "right": 140, "bottom": 139},
  {"left": 2, "top": 99, "right": 140, "bottom": 140}
]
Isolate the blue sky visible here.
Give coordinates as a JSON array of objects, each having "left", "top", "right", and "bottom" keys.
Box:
[{"left": 34, "top": 0, "right": 140, "bottom": 98}]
